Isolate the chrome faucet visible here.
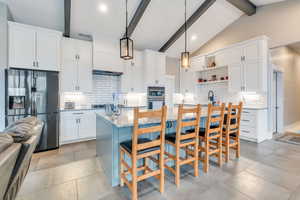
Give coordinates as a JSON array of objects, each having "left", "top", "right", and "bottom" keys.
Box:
[{"left": 208, "top": 90, "right": 215, "bottom": 105}]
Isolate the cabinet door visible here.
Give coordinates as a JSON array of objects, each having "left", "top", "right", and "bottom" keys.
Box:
[
  {"left": 60, "top": 113, "right": 78, "bottom": 143},
  {"left": 244, "top": 60, "right": 261, "bottom": 92},
  {"left": 77, "top": 40, "right": 93, "bottom": 93},
  {"left": 78, "top": 112, "right": 96, "bottom": 139},
  {"left": 191, "top": 55, "right": 205, "bottom": 71},
  {"left": 78, "top": 63, "right": 92, "bottom": 93},
  {"left": 9, "top": 23, "right": 36, "bottom": 69},
  {"left": 180, "top": 68, "right": 196, "bottom": 94},
  {"left": 60, "top": 60, "right": 78, "bottom": 92},
  {"left": 243, "top": 41, "right": 260, "bottom": 62},
  {"left": 36, "top": 30, "right": 61, "bottom": 71},
  {"left": 228, "top": 64, "right": 243, "bottom": 92},
  {"left": 156, "top": 53, "right": 166, "bottom": 85}
]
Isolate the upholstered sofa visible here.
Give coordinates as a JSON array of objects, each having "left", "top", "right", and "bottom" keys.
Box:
[{"left": 0, "top": 117, "right": 44, "bottom": 200}]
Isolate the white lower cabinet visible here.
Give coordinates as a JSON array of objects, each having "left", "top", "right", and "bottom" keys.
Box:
[
  {"left": 60, "top": 110, "right": 96, "bottom": 144},
  {"left": 240, "top": 109, "right": 270, "bottom": 143}
]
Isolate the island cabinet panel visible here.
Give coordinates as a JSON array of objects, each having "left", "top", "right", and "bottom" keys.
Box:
[{"left": 96, "top": 113, "right": 207, "bottom": 187}]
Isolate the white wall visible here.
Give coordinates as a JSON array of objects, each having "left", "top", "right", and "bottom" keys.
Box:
[
  {"left": 193, "top": 0, "right": 300, "bottom": 56},
  {"left": 271, "top": 46, "right": 300, "bottom": 127},
  {"left": 0, "top": 2, "right": 8, "bottom": 130}
]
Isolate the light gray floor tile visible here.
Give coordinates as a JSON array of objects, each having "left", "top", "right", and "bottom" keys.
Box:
[
  {"left": 18, "top": 168, "right": 53, "bottom": 196},
  {"left": 246, "top": 162, "right": 300, "bottom": 191},
  {"left": 18, "top": 181, "right": 77, "bottom": 200},
  {"left": 76, "top": 172, "right": 114, "bottom": 200},
  {"left": 74, "top": 148, "right": 96, "bottom": 161},
  {"left": 225, "top": 171, "right": 291, "bottom": 200},
  {"left": 36, "top": 152, "right": 75, "bottom": 170}
]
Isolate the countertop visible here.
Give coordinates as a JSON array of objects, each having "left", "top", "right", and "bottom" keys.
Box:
[
  {"left": 96, "top": 108, "right": 210, "bottom": 128},
  {"left": 174, "top": 103, "right": 268, "bottom": 110}
]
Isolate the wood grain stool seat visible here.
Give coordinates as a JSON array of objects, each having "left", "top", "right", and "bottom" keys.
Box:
[
  {"left": 198, "top": 103, "right": 225, "bottom": 173},
  {"left": 119, "top": 106, "right": 167, "bottom": 200},
  {"left": 222, "top": 102, "right": 243, "bottom": 162},
  {"left": 164, "top": 104, "right": 201, "bottom": 187}
]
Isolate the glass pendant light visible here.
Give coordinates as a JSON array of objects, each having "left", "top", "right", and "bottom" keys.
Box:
[
  {"left": 181, "top": 0, "right": 190, "bottom": 69},
  {"left": 120, "top": 0, "right": 133, "bottom": 60}
]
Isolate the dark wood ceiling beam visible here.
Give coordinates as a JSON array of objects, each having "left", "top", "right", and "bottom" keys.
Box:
[
  {"left": 159, "top": 0, "right": 216, "bottom": 53},
  {"left": 63, "top": 0, "right": 71, "bottom": 37},
  {"left": 226, "top": 0, "right": 256, "bottom": 16},
  {"left": 125, "top": 0, "right": 151, "bottom": 38}
]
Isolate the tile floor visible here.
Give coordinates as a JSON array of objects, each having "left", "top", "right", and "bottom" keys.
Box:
[{"left": 16, "top": 139, "right": 300, "bottom": 200}]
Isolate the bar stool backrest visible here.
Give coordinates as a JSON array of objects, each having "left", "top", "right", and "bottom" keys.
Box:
[
  {"left": 205, "top": 103, "right": 226, "bottom": 137},
  {"left": 176, "top": 104, "right": 201, "bottom": 144},
  {"left": 132, "top": 106, "right": 167, "bottom": 155},
  {"left": 225, "top": 102, "right": 243, "bottom": 134}
]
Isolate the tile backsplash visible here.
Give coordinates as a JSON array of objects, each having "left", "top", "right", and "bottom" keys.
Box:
[{"left": 87, "top": 74, "right": 121, "bottom": 105}]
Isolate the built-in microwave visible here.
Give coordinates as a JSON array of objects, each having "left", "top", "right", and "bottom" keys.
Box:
[{"left": 147, "top": 87, "right": 165, "bottom": 110}]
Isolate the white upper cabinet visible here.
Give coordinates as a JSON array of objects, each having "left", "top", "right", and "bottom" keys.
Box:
[
  {"left": 227, "top": 38, "right": 268, "bottom": 93},
  {"left": 93, "top": 37, "right": 124, "bottom": 73},
  {"left": 143, "top": 49, "right": 166, "bottom": 87},
  {"left": 190, "top": 55, "right": 205, "bottom": 71},
  {"left": 8, "top": 22, "right": 61, "bottom": 71},
  {"left": 61, "top": 38, "right": 92, "bottom": 93},
  {"left": 121, "top": 50, "right": 143, "bottom": 93},
  {"left": 9, "top": 23, "right": 36, "bottom": 69},
  {"left": 228, "top": 63, "right": 243, "bottom": 92},
  {"left": 180, "top": 68, "right": 197, "bottom": 94},
  {"left": 36, "top": 29, "right": 61, "bottom": 71}
]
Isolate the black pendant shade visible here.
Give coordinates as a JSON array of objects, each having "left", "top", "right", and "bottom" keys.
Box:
[
  {"left": 120, "top": 0, "right": 133, "bottom": 60},
  {"left": 181, "top": 51, "right": 190, "bottom": 69},
  {"left": 120, "top": 37, "right": 133, "bottom": 60},
  {"left": 181, "top": 0, "right": 190, "bottom": 69}
]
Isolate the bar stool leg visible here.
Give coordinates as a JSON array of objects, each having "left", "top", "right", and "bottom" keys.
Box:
[
  {"left": 120, "top": 149, "right": 124, "bottom": 187},
  {"left": 159, "top": 150, "right": 165, "bottom": 193},
  {"left": 132, "top": 159, "right": 138, "bottom": 200},
  {"left": 204, "top": 140, "right": 209, "bottom": 173},
  {"left": 225, "top": 134, "right": 230, "bottom": 162},
  {"left": 218, "top": 135, "right": 222, "bottom": 167},
  {"left": 175, "top": 146, "right": 180, "bottom": 187},
  {"left": 236, "top": 136, "right": 240, "bottom": 158},
  {"left": 194, "top": 144, "right": 199, "bottom": 177}
]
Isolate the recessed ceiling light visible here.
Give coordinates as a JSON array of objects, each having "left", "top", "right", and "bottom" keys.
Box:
[
  {"left": 98, "top": 3, "right": 108, "bottom": 13},
  {"left": 191, "top": 35, "right": 197, "bottom": 41}
]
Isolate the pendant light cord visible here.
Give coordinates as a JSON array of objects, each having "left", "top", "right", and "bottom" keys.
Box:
[
  {"left": 125, "top": 0, "right": 128, "bottom": 37},
  {"left": 184, "top": 0, "right": 187, "bottom": 53}
]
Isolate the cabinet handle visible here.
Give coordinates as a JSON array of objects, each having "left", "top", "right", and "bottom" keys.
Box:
[
  {"left": 36, "top": 61, "right": 39, "bottom": 67},
  {"left": 33, "top": 61, "right": 35, "bottom": 67},
  {"left": 241, "top": 130, "right": 250, "bottom": 133},
  {"left": 241, "top": 119, "right": 250, "bottom": 122}
]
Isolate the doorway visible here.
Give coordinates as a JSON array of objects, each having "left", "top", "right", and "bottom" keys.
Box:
[{"left": 272, "top": 70, "right": 284, "bottom": 134}]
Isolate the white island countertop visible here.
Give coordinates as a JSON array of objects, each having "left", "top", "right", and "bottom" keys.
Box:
[{"left": 96, "top": 107, "right": 210, "bottom": 128}]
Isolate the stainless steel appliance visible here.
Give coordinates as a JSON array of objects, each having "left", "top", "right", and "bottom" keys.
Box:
[
  {"left": 5, "top": 69, "right": 59, "bottom": 152},
  {"left": 147, "top": 87, "right": 165, "bottom": 110}
]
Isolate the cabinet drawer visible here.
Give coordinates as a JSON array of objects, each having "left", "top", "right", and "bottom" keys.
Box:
[{"left": 240, "top": 127, "right": 257, "bottom": 139}]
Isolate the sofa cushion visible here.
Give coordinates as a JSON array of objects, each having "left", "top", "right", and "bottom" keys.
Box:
[
  {"left": 0, "top": 134, "right": 14, "bottom": 152},
  {"left": 4, "top": 117, "right": 39, "bottom": 143}
]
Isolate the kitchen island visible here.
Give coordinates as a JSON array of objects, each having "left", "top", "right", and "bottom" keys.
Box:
[{"left": 95, "top": 108, "right": 208, "bottom": 187}]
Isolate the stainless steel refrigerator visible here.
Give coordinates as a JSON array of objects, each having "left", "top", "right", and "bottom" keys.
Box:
[{"left": 5, "top": 68, "right": 59, "bottom": 152}]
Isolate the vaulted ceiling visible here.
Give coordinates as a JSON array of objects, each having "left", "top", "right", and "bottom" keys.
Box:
[{"left": 0, "top": 0, "right": 287, "bottom": 58}]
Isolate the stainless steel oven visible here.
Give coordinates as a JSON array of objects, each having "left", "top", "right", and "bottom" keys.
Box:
[{"left": 147, "top": 87, "right": 165, "bottom": 110}]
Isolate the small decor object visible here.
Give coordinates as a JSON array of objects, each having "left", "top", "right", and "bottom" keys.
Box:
[
  {"left": 206, "top": 56, "right": 216, "bottom": 68},
  {"left": 211, "top": 75, "right": 217, "bottom": 81},
  {"left": 198, "top": 78, "right": 203, "bottom": 83},
  {"left": 220, "top": 77, "right": 225, "bottom": 80},
  {"left": 181, "top": 0, "right": 190, "bottom": 69},
  {"left": 120, "top": 0, "right": 133, "bottom": 60},
  {"left": 225, "top": 76, "right": 228, "bottom": 80}
]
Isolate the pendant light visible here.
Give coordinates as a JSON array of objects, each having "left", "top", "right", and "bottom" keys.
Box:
[
  {"left": 181, "top": 0, "right": 190, "bottom": 69},
  {"left": 120, "top": 0, "right": 134, "bottom": 60}
]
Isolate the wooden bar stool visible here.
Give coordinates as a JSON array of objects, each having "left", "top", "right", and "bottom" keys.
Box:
[
  {"left": 223, "top": 102, "right": 243, "bottom": 162},
  {"left": 119, "top": 106, "right": 167, "bottom": 200},
  {"left": 198, "top": 103, "right": 225, "bottom": 173},
  {"left": 164, "top": 104, "right": 201, "bottom": 187}
]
